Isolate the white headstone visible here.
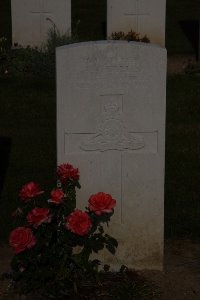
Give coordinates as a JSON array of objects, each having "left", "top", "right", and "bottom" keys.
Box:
[
  {"left": 57, "top": 41, "right": 166, "bottom": 270},
  {"left": 107, "top": 0, "right": 166, "bottom": 46},
  {"left": 11, "top": 0, "right": 71, "bottom": 47}
]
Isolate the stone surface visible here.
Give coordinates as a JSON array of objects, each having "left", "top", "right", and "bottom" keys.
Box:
[
  {"left": 11, "top": 0, "right": 71, "bottom": 47},
  {"left": 107, "top": 0, "right": 166, "bottom": 46},
  {"left": 57, "top": 41, "right": 166, "bottom": 270}
]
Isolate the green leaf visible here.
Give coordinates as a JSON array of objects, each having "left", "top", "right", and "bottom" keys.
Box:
[
  {"left": 98, "top": 225, "right": 104, "bottom": 234},
  {"left": 105, "top": 234, "right": 118, "bottom": 248},
  {"left": 120, "top": 265, "right": 128, "bottom": 273},
  {"left": 75, "top": 181, "right": 81, "bottom": 189},
  {"left": 106, "top": 244, "right": 116, "bottom": 255},
  {"left": 103, "top": 264, "right": 110, "bottom": 272}
]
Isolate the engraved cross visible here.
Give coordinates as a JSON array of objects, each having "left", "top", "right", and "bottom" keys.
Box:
[
  {"left": 124, "top": 0, "right": 150, "bottom": 32},
  {"left": 30, "top": 0, "right": 52, "bottom": 36},
  {"left": 64, "top": 94, "right": 158, "bottom": 224}
]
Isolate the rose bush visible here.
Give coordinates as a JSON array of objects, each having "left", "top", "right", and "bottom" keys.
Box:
[
  {"left": 89, "top": 192, "right": 116, "bottom": 215},
  {"left": 57, "top": 163, "right": 79, "bottom": 183},
  {"left": 49, "top": 188, "right": 64, "bottom": 204},
  {"left": 19, "top": 182, "right": 44, "bottom": 202},
  {"left": 9, "top": 227, "right": 36, "bottom": 254},
  {"left": 66, "top": 209, "right": 92, "bottom": 236},
  {"left": 9, "top": 162, "right": 117, "bottom": 299},
  {"left": 27, "top": 207, "right": 51, "bottom": 228}
]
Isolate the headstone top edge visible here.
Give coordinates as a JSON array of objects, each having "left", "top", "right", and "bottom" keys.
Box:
[{"left": 56, "top": 40, "right": 167, "bottom": 52}]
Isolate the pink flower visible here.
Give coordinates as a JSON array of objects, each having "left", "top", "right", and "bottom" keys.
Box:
[
  {"left": 19, "top": 182, "right": 44, "bottom": 202},
  {"left": 49, "top": 189, "right": 64, "bottom": 204},
  {"left": 9, "top": 227, "right": 36, "bottom": 254},
  {"left": 57, "top": 163, "right": 79, "bottom": 183},
  {"left": 88, "top": 192, "right": 116, "bottom": 215},
  {"left": 66, "top": 210, "right": 92, "bottom": 236},
  {"left": 27, "top": 208, "right": 51, "bottom": 228}
]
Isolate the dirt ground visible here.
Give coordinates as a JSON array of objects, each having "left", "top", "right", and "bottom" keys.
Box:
[
  {"left": 0, "top": 239, "right": 200, "bottom": 299},
  {"left": 140, "top": 239, "right": 200, "bottom": 300}
]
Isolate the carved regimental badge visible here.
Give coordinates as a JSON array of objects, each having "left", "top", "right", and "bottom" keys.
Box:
[{"left": 80, "top": 100, "right": 145, "bottom": 152}]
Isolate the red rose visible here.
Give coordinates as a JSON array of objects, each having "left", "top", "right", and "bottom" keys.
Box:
[
  {"left": 27, "top": 208, "right": 51, "bottom": 228},
  {"left": 88, "top": 192, "right": 116, "bottom": 215},
  {"left": 9, "top": 227, "right": 36, "bottom": 254},
  {"left": 19, "top": 182, "right": 44, "bottom": 202},
  {"left": 49, "top": 189, "right": 64, "bottom": 204},
  {"left": 66, "top": 210, "right": 92, "bottom": 236},
  {"left": 57, "top": 163, "right": 79, "bottom": 183}
]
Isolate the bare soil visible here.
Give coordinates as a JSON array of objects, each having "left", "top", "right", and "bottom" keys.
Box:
[
  {"left": 140, "top": 239, "right": 200, "bottom": 300},
  {"left": 0, "top": 239, "right": 200, "bottom": 299}
]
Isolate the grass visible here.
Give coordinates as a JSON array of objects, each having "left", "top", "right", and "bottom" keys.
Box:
[
  {"left": 165, "top": 74, "right": 200, "bottom": 237},
  {"left": 0, "top": 77, "right": 56, "bottom": 239}
]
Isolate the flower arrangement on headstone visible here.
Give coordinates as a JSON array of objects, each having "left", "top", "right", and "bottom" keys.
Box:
[
  {"left": 110, "top": 30, "right": 150, "bottom": 43},
  {"left": 9, "top": 163, "right": 117, "bottom": 298}
]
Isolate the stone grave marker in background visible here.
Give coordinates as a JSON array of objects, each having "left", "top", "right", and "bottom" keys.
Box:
[
  {"left": 57, "top": 41, "right": 166, "bottom": 270},
  {"left": 107, "top": 0, "right": 166, "bottom": 46},
  {"left": 11, "top": 0, "right": 71, "bottom": 47}
]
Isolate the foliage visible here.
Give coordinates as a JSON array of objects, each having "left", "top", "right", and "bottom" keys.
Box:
[
  {"left": 1, "top": 26, "right": 150, "bottom": 80},
  {"left": 1, "top": 26, "right": 77, "bottom": 79},
  {"left": 8, "top": 163, "right": 118, "bottom": 299},
  {"left": 110, "top": 30, "right": 150, "bottom": 43},
  {"left": 8, "top": 46, "right": 55, "bottom": 79},
  {"left": 43, "top": 23, "right": 75, "bottom": 53},
  {"left": 165, "top": 74, "right": 200, "bottom": 237},
  {"left": 0, "top": 37, "right": 10, "bottom": 75}
]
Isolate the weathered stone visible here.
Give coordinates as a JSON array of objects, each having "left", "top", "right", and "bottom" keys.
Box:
[
  {"left": 11, "top": 0, "right": 71, "bottom": 47},
  {"left": 107, "top": 0, "right": 166, "bottom": 46},
  {"left": 57, "top": 41, "right": 166, "bottom": 270}
]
